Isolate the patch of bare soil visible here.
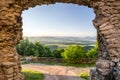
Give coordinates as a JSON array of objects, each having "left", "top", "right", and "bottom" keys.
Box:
[{"left": 22, "top": 63, "right": 91, "bottom": 80}]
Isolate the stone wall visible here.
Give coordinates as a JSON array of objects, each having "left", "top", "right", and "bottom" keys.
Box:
[
  {"left": 91, "top": 2, "right": 120, "bottom": 80},
  {"left": 0, "top": 0, "right": 120, "bottom": 80},
  {"left": 0, "top": 1, "right": 24, "bottom": 80}
]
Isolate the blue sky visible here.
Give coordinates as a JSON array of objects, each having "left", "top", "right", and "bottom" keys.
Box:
[{"left": 22, "top": 3, "right": 96, "bottom": 37}]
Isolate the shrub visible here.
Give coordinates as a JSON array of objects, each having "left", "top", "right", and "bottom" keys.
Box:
[
  {"left": 53, "top": 49, "right": 64, "bottom": 58},
  {"left": 79, "top": 71, "right": 90, "bottom": 80},
  {"left": 16, "top": 38, "right": 30, "bottom": 56},
  {"left": 16, "top": 38, "right": 52, "bottom": 57},
  {"left": 62, "top": 45, "right": 87, "bottom": 63},
  {"left": 86, "top": 42, "right": 98, "bottom": 58},
  {"left": 41, "top": 46, "right": 53, "bottom": 57}
]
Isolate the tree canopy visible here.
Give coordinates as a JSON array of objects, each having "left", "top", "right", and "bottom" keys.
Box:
[
  {"left": 16, "top": 38, "right": 53, "bottom": 57},
  {"left": 62, "top": 45, "right": 87, "bottom": 63}
]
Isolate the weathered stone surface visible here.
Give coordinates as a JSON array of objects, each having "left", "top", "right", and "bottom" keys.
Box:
[
  {"left": 0, "top": 0, "right": 120, "bottom": 80},
  {"left": 91, "top": 2, "right": 120, "bottom": 80},
  {"left": 96, "top": 59, "right": 110, "bottom": 76}
]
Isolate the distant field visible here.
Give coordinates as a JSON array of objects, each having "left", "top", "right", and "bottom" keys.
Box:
[
  {"left": 45, "top": 43, "right": 95, "bottom": 50},
  {"left": 26, "top": 36, "right": 96, "bottom": 44},
  {"left": 25, "top": 36, "right": 96, "bottom": 51}
]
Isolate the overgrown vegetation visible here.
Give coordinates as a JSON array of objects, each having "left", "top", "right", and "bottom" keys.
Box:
[
  {"left": 86, "top": 42, "right": 98, "bottom": 58},
  {"left": 53, "top": 48, "right": 64, "bottom": 58},
  {"left": 79, "top": 71, "right": 90, "bottom": 80},
  {"left": 62, "top": 45, "right": 87, "bottom": 63},
  {"left": 22, "top": 69, "right": 44, "bottom": 80},
  {"left": 16, "top": 38, "right": 53, "bottom": 57},
  {"left": 17, "top": 38, "right": 98, "bottom": 63}
]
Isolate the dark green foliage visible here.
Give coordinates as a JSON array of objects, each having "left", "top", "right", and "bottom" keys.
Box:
[
  {"left": 84, "top": 46, "right": 94, "bottom": 51},
  {"left": 62, "top": 45, "right": 87, "bottom": 63},
  {"left": 41, "top": 47, "right": 53, "bottom": 57},
  {"left": 16, "top": 38, "right": 30, "bottom": 56},
  {"left": 16, "top": 38, "right": 98, "bottom": 60},
  {"left": 16, "top": 38, "right": 52, "bottom": 57},
  {"left": 47, "top": 45, "right": 58, "bottom": 51},
  {"left": 86, "top": 42, "right": 98, "bottom": 58},
  {"left": 34, "top": 42, "right": 45, "bottom": 57},
  {"left": 53, "top": 49, "right": 64, "bottom": 58}
]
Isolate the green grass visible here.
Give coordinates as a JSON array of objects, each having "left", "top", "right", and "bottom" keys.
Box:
[
  {"left": 22, "top": 69, "right": 44, "bottom": 80},
  {"left": 79, "top": 71, "right": 90, "bottom": 80},
  {"left": 21, "top": 61, "right": 31, "bottom": 64},
  {"left": 81, "top": 76, "right": 89, "bottom": 80},
  {"left": 40, "top": 62, "right": 95, "bottom": 68},
  {"left": 57, "top": 63, "right": 95, "bottom": 68}
]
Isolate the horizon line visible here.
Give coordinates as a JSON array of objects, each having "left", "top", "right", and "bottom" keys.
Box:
[{"left": 23, "top": 35, "right": 96, "bottom": 37}]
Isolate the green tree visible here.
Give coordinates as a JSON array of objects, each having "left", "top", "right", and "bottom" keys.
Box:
[
  {"left": 53, "top": 49, "right": 64, "bottom": 58},
  {"left": 41, "top": 47, "right": 53, "bottom": 57},
  {"left": 16, "top": 38, "right": 45, "bottom": 57},
  {"left": 16, "top": 38, "right": 54, "bottom": 57},
  {"left": 62, "top": 45, "right": 87, "bottom": 63},
  {"left": 86, "top": 42, "right": 98, "bottom": 58},
  {"left": 16, "top": 38, "right": 30, "bottom": 56},
  {"left": 34, "top": 41, "right": 44, "bottom": 57},
  {"left": 25, "top": 42, "right": 42, "bottom": 57}
]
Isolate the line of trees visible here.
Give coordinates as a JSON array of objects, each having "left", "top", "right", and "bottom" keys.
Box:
[
  {"left": 16, "top": 38, "right": 53, "bottom": 57},
  {"left": 62, "top": 43, "right": 98, "bottom": 63},
  {"left": 16, "top": 38, "right": 98, "bottom": 63}
]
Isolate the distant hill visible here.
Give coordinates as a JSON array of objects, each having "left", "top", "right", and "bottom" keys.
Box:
[
  {"left": 23, "top": 36, "right": 96, "bottom": 51},
  {"left": 25, "top": 36, "right": 96, "bottom": 45}
]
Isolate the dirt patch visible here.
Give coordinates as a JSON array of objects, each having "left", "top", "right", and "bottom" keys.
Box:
[{"left": 22, "top": 63, "right": 92, "bottom": 80}]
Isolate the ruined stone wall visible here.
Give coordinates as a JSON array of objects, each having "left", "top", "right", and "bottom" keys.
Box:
[
  {"left": 0, "top": 1, "right": 23, "bottom": 80},
  {"left": 0, "top": 0, "right": 120, "bottom": 80},
  {"left": 91, "top": 2, "right": 120, "bottom": 80}
]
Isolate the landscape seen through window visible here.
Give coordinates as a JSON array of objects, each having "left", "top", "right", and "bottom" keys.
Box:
[{"left": 19, "top": 3, "right": 97, "bottom": 80}]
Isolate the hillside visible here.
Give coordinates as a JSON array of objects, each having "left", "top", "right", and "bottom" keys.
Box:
[
  {"left": 26, "top": 36, "right": 96, "bottom": 45},
  {"left": 23, "top": 36, "right": 96, "bottom": 51}
]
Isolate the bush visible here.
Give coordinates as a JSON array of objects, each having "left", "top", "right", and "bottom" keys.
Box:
[
  {"left": 16, "top": 38, "right": 52, "bottom": 57},
  {"left": 86, "top": 42, "right": 98, "bottom": 58},
  {"left": 62, "top": 45, "right": 87, "bottom": 63},
  {"left": 16, "top": 38, "right": 30, "bottom": 56},
  {"left": 41, "top": 47, "right": 53, "bottom": 57},
  {"left": 53, "top": 49, "right": 64, "bottom": 58},
  {"left": 79, "top": 71, "right": 90, "bottom": 80}
]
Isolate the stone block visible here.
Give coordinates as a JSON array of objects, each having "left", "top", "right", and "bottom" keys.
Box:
[{"left": 3, "top": 67, "right": 14, "bottom": 75}]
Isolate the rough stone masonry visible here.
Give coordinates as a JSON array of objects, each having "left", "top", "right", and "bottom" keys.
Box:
[{"left": 0, "top": 0, "right": 120, "bottom": 80}]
